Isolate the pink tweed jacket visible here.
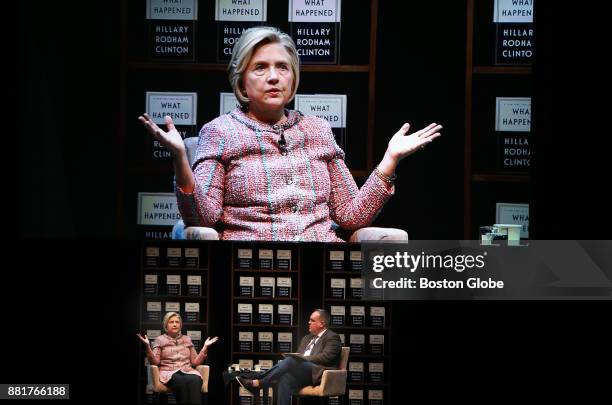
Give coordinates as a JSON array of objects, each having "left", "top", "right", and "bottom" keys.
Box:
[
  {"left": 147, "top": 334, "right": 206, "bottom": 384},
  {"left": 176, "top": 108, "right": 394, "bottom": 242}
]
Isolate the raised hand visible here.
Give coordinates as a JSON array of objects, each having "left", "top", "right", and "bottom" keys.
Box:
[
  {"left": 138, "top": 113, "right": 186, "bottom": 157},
  {"left": 204, "top": 336, "right": 219, "bottom": 348},
  {"left": 386, "top": 122, "right": 442, "bottom": 162},
  {"left": 136, "top": 333, "right": 150, "bottom": 346}
]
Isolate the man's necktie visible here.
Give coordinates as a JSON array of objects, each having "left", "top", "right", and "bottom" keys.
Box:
[{"left": 304, "top": 336, "right": 318, "bottom": 354}]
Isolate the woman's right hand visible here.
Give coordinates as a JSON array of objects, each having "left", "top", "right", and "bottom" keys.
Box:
[
  {"left": 138, "top": 113, "right": 186, "bottom": 157},
  {"left": 136, "top": 333, "right": 150, "bottom": 346}
]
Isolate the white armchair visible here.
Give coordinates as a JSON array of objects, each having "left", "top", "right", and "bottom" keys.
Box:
[
  {"left": 148, "top": 364, "right": 209, "bottom": 398},
  {"left": 298, "top": 346, "right": 351, "bottom": 397}
]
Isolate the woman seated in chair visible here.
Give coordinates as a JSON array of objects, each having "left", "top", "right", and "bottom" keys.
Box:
[
  {"left": 137, "top": 312, "right": 219, "bottom": 405},
  {"left": 139, "top": 26, "right": 441, "bottom": 242}
]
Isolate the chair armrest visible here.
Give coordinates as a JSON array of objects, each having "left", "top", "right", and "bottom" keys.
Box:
[
  {"left": 349, "top": 227, "right": 408, "bottom": 242},
  {"left": 173, "top": 220, "right": 220, "bottom": 240},
  {"left": 318, "top": 370, "right": 348, "bottom": 396},
  {"left": 149, "top": 365, "right": 169, "bottom": 393},
  {"left": 196, "top": 365, "right": 210, "bottom": 393},
  {"left": 185, "top": 227, "right": 219, "bottom": 240},
  {"left": 150, "top": 364, "right": 159, "bottom": 381}
]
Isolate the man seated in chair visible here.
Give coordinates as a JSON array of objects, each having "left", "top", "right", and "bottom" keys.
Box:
[{"left": 236, "top": 309, "right": 341, "bottom": 405}]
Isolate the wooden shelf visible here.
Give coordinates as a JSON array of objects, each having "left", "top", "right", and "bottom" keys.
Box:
[
  {"left": 344, "top": 354, "right": 390, "bottom": 358},
  {"left": 233, "top": 324, "right": 297, "bottom": 328},
  {"left": 143, "top": 295, "right": 207, "bottom": 299},
  {"left": 471, "top": 174, "right": 530, "bottom": 183},
  {"left": 328, "top": 326, "right": 389, "bottom": 331},
  {"left": 347, "top": 382, "right": 389, "bottom": 386},
  {"left": 128, "top": 61, "right": 369, "bottom": 73},
  {"left": 324, "top": 298, "right": 375, "bottom": 303},
  {"left": 325, "top": 298, "right": 389, "bottom": 303},
  {"left": 325, "top": 270, "right": 362, "bottom": 274},
  {"left": 143, "top": 267, "right": 208, "bottom": 271},
  {"left": 233, "top": 297, "right": 298, "bottom": 301},
  {"left": 473, "top": 66, "right": 532, "bottom": 75},
  {"left": 232, "top": 352, "right": 287, "bottom": 356},
  {"left": 232, "top": 269, "right": 296, "bottom": 273}
]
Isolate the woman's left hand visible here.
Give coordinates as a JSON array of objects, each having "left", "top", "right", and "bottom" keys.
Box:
[
  {"left": 204, "top": 336, "right": 219, "bottom": 348},
  {"left": 386, "top": 122, "right": 442, "bottom": 163}
]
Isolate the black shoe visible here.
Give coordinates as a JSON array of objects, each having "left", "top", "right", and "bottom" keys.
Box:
[{"left": 236, "top": 376, "right": 260, "bottom": 397}]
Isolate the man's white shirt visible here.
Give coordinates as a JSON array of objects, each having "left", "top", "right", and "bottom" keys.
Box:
[{"left": 303, "top": 329, "right": 327, "bottom": 356}]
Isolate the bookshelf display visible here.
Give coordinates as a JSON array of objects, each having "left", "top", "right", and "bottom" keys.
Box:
[
  {"left": 464, "top": 0, "right": 533, "bottom": 239},
  {"left": 231, "top": 242, "right": 301, "bottom": 405},
  {"left": 322, "top": 244, "right": 390, "bottom": 405}
]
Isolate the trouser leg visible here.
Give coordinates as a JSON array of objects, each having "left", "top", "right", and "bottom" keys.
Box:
[
  {"left": 166, "top": 373, "right": 187, "bottom": 404},
  {"left": 259, "top": 357, "right": 313, "bottom": 388},
  {"left": 276, "top": 372, "right": 300, "bottom": 405},
  {"left": 184, "top": 374, "right": 202, "bottom": 404},
  {"left": 256, "top": 357, "right": 292, "bottom": 387},
  {"left": 167, "top": 372, "right": 202, "bottom": 405},
  {"left": 258, "top": 357, "right": 313, "bottom": 405}
]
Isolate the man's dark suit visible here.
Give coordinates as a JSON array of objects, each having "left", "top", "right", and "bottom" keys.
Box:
[
  {"left": 297, "top": 329, "right": 342, "bottom": 385},
  {"left": 255, "top": 329, "right": 341, "bottom": 405}
]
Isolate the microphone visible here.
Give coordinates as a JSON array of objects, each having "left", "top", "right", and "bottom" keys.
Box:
[
  {"left": 278, "top": 132, "right": 286, "bottom": 148},
  {"left": 273, "top": 124, "right": 287, "bottom": 152}
]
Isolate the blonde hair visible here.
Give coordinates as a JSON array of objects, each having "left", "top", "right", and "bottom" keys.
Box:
[
  {"left": 162, "top": 312, "right": 182, "bottom": 331},
  {"left": 228, "top": 26, "right": 300, "bottom": 109}
]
